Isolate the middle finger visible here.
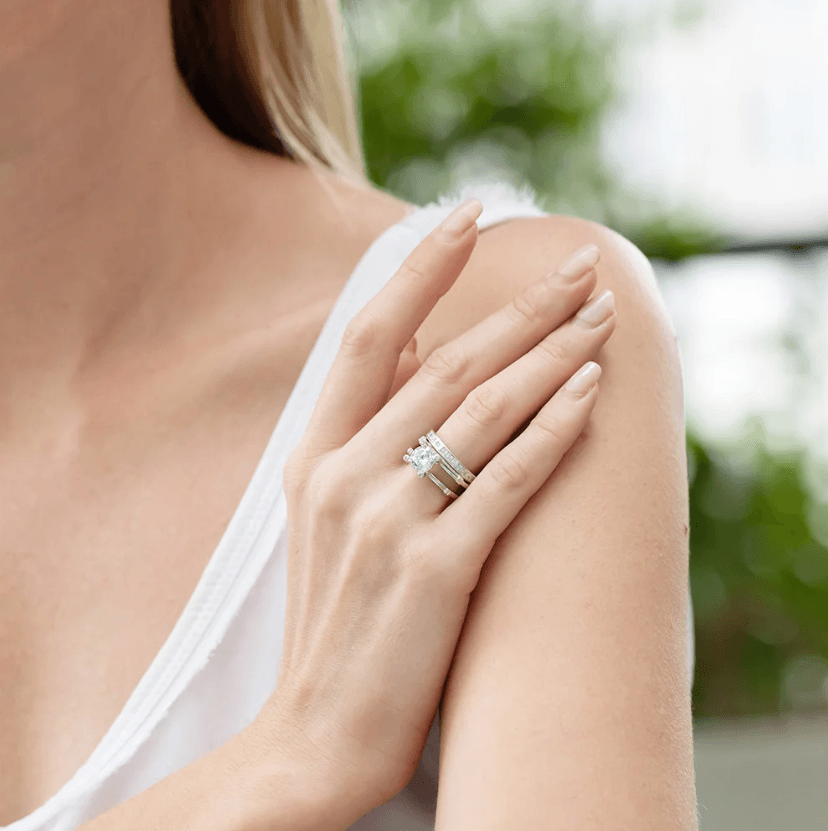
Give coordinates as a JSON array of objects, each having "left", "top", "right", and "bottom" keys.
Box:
[
  {"left": 363, "top": 243, "right": 601, "bottom": 455},
  {"left": 397, "top": 289, "right": 616, "bottom": 513},
  {"left": 435, "top": 287, "right": 616, "bottom": 484}
]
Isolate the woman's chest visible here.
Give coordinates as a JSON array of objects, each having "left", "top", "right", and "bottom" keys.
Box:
[{"left": 0, "top": 337, "right": 308, "bottom": 826}]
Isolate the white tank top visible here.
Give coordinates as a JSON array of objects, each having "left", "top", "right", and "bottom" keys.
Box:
[{"left": 5, "top": 181, "right": 694, "bottom": 831}]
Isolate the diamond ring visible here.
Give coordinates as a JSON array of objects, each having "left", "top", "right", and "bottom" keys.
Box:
[
  {"left": 403, "top": 430, "right": 475, "bottom": 499},
  {"left": 425, "top": 430, "right": 476, "bottom": 484}
]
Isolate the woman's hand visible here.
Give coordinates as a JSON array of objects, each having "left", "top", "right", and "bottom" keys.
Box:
[{"left": 254, "top": 198, "right": 617, "bottom": 823}]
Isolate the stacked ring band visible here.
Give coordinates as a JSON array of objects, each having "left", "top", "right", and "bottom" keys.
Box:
[
  {"left": 417, "top": 437, "right": 467, "bottom": 488},
  {"left": 403, "top": 430, "right": 476, "bottom": 499},
  {"left": 425, "top": 430, "right": 476, "bottom": 484}
]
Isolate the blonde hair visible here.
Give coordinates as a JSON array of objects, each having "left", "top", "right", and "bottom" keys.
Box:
[{"left": 170, "top": 0, "right": 368, "bottom": 183}]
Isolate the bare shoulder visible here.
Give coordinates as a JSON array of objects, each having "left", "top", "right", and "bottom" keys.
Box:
[
  {"left": 318, "top": 181, "right": 682, "bottom": 409},
  {"left": 413, "top": 212, "right": 679, "bottom": 367}
]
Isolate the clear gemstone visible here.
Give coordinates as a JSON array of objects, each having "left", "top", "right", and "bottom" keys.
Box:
[{"left": 408, "top": 445, "right": 440, "bottom": 475}]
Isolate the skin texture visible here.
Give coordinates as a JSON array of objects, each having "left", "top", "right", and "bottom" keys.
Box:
[
  {"left": 417, "top": 217, "right": 697, "bottom": 830},
  {"left": 0, "top": 0, "right": 697, "bottom": 829}
]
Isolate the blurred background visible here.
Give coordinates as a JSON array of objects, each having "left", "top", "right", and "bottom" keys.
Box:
[{"left": 343, "top": 0, "right": 828, "bottom": 826}]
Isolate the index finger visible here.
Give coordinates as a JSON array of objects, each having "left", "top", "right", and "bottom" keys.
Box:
[{"left": 302, "top": 198, "right": 484, "bottom": 452}]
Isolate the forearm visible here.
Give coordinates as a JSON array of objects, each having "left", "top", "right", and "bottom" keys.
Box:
[{"left": 78, "top": 719, "right": 368, "bottom": 831}]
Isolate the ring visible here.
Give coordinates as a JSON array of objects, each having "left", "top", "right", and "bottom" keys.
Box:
[
  {"left": 425, "top": 470, "right": 460, "bottom": 500},
  {"left": 417, "top": 437, "right": 468, "bottom": 489},
  {"left": 403, "top": 430, "right": 476, "bottom": 499},
  {"left": 425, "top": 430, "right": 476, "bottom": 484},
  {"left": 403, "top": 442, "right": 463, "bottom": 498}
]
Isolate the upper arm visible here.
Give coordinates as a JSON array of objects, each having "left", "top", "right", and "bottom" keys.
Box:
[{"left": 417, "top": 215, "right": 697, "bottom": 829}]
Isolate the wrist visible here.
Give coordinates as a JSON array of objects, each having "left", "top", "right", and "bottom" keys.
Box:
[
  {"left": 81, "top": 717, "right": 349, "bottom": 831},
  {"left": 232, "top": 709, "right": 381, "bottom": 831}
]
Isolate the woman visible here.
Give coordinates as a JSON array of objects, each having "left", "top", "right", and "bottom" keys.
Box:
[{"left": 0, "top": 0, "right": 696, "bottom": 829}]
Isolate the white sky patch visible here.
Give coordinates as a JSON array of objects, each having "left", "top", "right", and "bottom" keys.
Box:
[
  {"left": 596, "top": 0, "right": 828, "bottom": 240},
  {"left": 657, "top": 248, "right": 828, "bottom": 454}
]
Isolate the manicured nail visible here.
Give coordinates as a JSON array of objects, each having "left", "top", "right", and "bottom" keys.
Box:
[
  {"left": 575, "top": 289, "right": 615, "bottom": 328},
  {"left": 558, "top": 243, "right": 600, "bottom": 281},
  {"left": 564, "top": 361, "right": 602, "bottom": 394},
  {"left": 440, "top": 198, "right": 484, "bottom": 235}
]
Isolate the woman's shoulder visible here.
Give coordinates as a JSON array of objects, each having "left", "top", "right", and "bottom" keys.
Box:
[
  {"left": 333, "top": 176, "right": 679, "bottom": 388},
  {"left": 408, "top": 203, "right": 679, "bottom": 373},
  {"left": 406, "top": 200, "right": 695, "bottom": 825}
]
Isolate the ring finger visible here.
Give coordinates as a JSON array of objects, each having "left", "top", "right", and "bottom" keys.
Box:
[
  {"left": 400, "top": 288, "right": 616, "bottom": 511},
  {"left": 362, "top": 244, "right": 601, "bottom": 459}
]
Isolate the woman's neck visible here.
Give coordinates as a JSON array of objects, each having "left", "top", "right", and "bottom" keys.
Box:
[{"left": 0, "top": 0, "right": 325, "bottom": 428}]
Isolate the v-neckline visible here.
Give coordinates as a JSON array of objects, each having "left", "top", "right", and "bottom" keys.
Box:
[
  {"left": 8, "top": 179, "right": 551, "bottom": 829},
  {"left": 4, "top": 202, "right": 428, "bottom": 831}
]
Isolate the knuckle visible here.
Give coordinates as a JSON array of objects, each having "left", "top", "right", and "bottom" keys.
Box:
[
  {"left": 533, "top": 412, "right": 570, "bottom": 444},
  {"left": 489, "top": 450, "right": 528, "bottom": 491},
  {"left": 420, "top": 342, "right": 469, "bottom": 385},
  {"left": 340, "top": 312, "right": 383, "bottom": 358},
  {"left": 399, "top": 249, "right": 430, "bottom": 285},
  {"left": 535, "top": 335, "right": 570, "bottom": 367},
  {"left": 506, "top": 285, "right": 545, "bottom": 326},
  {"left": 462, "top": 383, "right": 508, "bottom": 428}
]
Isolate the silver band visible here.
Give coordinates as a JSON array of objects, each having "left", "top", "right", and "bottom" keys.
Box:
[
  {"left": 425, "top": 430, "right": 476, "bottom": 484},
  {"left": 426, "top": 471, "right": 459, "bottom": 499},
  {"left": 403, "top": 443, "right": 463, "bottom": 497},
  {"left": 403, "top": 429, "right": 475, "bottom": 499},
  {"left": 418, "top": 437, "right": 468, "bottom": 489}
]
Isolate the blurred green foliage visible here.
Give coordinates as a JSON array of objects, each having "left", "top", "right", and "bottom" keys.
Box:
[
  {"left": 350, "top": 0, "right": 616, "bottom": 222},
  {"left": 689, "top": 429, "right": 828, "bottom": 716},
  {"left": 348, "top": 0, "right": 723, "bottom": 259},
  {"left": 348, "top": 0, "right": 828, "bottom": 717}
]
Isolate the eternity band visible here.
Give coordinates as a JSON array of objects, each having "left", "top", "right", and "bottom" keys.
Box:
[
  {"left": 417, "top": 437, "right": 468, "bottom": 489},
  {"left": 425, "top": 430, "right": 476, "bottom": 484},
  {"left": 403, "top": 430, "right": 476, "bottom": 500}
]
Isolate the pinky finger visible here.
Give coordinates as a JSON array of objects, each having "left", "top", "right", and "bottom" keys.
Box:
[{"left": 435, "top": 361, "right": 602, "bottom": 546}]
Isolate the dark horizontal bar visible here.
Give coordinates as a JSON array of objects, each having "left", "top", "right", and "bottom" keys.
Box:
[{"left": 715, "top": 236, "right": 828, "bottom": 255}]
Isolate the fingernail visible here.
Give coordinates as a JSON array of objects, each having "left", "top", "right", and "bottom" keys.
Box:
[
  {"left": 564, "top": 361, "right": 602, "bottom": 394},
  {"left": 575, "top": 289, "right": 615, "bottom": 328},
  {"left": 440, "top": 198, "right": 484, "bottom": 235},
  {"left": 558, "top": 243, "right": 600, "bottom": 281}
]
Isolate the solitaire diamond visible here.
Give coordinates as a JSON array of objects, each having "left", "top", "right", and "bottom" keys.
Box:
[{"left": 404, "top": 444, "right": 441, "bottom": 477}]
